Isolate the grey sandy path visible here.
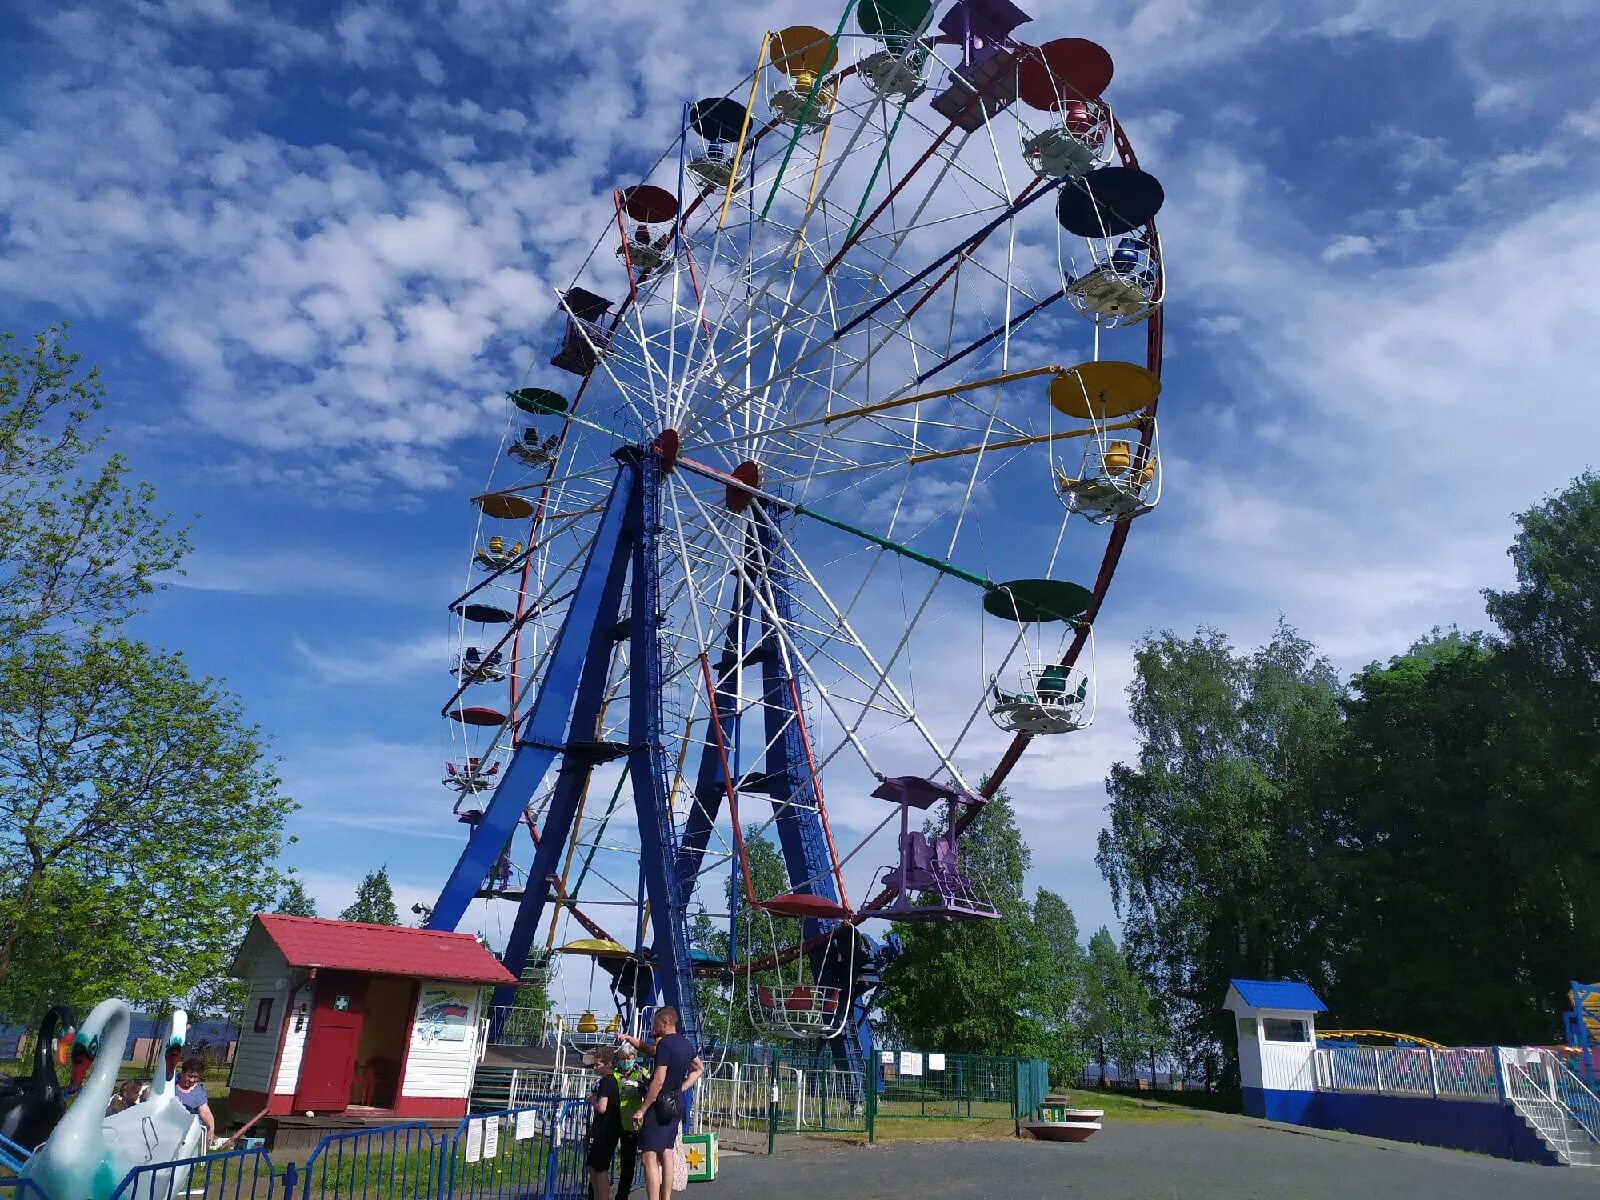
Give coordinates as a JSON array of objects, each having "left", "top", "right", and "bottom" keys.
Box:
[{"left": 716, "top": 1119, "right": 1600, "bottom": 1199}]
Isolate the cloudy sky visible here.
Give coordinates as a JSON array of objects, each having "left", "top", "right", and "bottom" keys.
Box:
[{"left": 3, "top": 0, "right": 1597, "bottom": 965}]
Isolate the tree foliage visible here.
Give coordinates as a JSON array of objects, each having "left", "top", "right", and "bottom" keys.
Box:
[
  {"left": 0, "top": 328, "right": 188, "bottom": 642},
  {"left": 1080, "top": 927, "right": 1165, "bottom": 1081},
  {"left": 1027, "top": 889, "right": 1090, "bottom": 1081},
  {"left": 1096, "top": 472, "right": 1600, "bottom": 1082},
  {"left": 1096, "top": 622, "right": 1342, "bottom": 1084},
  {"left": 0, "top": 636, "right": 289, "bottom": 1018},
  {"left": 340, "top": 866, "right": 400, "bottom": 925},
  {"left": 275, "top": 877, "right": 319, "bottom": 918},
  {"left": 1485, "top": 470, "right": 1600, "bottom": 685},
  {"left": 0, "top": 327, "right": 290, "bottom": 1022}
]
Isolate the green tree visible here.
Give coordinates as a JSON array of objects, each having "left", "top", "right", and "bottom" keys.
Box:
[
  {"left": 0, "top": 327, "right": 286, "bottom": 1021},
  {"left": 1, "top": 327, "right": 187, "bottom": 641},
  {"left": 1324, "top": 630, "right": 1600, "bottom": 1043},
  {"left": 1096, "top": 622, "right": 1343, "bottom": 1086},
  {"left": 275, "top": 877, "right": 318, "bottom": 917},
  {"left": 0, "top": 636, "right": 290, "bottom": 1018},
  {"left": 1027, "top": 888, "right": 1088, "bottom": 1082},
  {"left": 1485, "top": 471, "right": 1600, "bottom": 685},
  {"left": 879, "top": 789, "right": 1040, "bottom": 1055},
  {"left": 1081, "top": 928, "right": 1165, "bottom": 1082},
  {"left": 340, "top": 866, "right": 400, "bottom": 925}
]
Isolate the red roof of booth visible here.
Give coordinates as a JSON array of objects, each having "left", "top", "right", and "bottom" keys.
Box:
[{"left": 237, "top": 914, "right": 518, "bottom": 986}]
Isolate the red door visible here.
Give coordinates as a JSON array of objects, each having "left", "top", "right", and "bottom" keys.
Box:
[{"left": 295, "top": 974, "right": 367, "bottom": 1113}]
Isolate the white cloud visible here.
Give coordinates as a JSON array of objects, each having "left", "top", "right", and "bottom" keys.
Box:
[
  {"left": 177, "top": 547, "right": 410, "bottom": 597},
  {"left": 1320, "top": 234, "right": 1376, "bottom": 263},
  {"left": 292, "top": 631, "right": 455, "bottom": 686},
  {"left": 1568, "top": 101, "right": 1600, "bottom": 140}
]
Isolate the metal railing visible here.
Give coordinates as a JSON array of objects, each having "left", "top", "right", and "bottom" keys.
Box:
[
  {"left": 1502, "top": 1053, "right": 1591, "bottom": 1164},
  {"left": 300, "top": 1121, "right": 444, "bottom": 1200},
  {"left": 1550, "top": 1052, "right": 1600, "bottom": 1142},
  {"left": 0, "top": 1179, "right": 51, "bottom": 1200},
  {"left": 444, "top": 1101, "right": 590, "bottom": 1200},
  {"left": 7, "top": 1100, "right": 592, "bottom": 1200},
  {"left": 875, "top": 1050, "right": 1017, "bottom": 1119},
  {"left": 794, "top": 1068, "right": 868, "bottom": 1133},
  {"left": 692, "top": 1060, "right": 773, "bottom": 1136},
  {"left": 1313, "top": 1045, "right": 1498, "bottom": 1101},
  {"left": 108, "top": 1146, "right": 277, "bottom": 1200}
]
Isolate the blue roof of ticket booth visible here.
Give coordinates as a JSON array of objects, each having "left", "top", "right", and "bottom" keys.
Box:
[{"left": 1226, "top": 978, "right": 1327, "bottom": 1012}]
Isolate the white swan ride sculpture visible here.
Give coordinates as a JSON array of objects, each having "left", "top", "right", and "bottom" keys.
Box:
[{"left": 23, "top": 999, "right": 206, "bottom": 1200}]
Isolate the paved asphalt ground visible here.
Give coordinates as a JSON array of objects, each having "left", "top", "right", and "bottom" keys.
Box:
[{"left": 715, "top": 1117, "right": 1600, "bottom": 1199}]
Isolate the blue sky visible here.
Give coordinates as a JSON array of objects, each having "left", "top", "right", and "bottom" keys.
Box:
[{"left": 2, "top": 0, "right": 1598, "bottom": 970}]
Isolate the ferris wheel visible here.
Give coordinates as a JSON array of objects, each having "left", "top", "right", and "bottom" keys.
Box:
[{"left": 429, "top": 0, "right": 1167, "bottom": 1063}]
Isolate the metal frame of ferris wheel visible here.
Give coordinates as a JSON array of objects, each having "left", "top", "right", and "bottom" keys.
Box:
[{"left": 429, "top": 4, "right": 1169, "bottom": 1069}]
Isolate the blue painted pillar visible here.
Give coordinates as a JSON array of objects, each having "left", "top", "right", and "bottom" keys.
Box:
[
  {"left": 627, "top": 449, "right": 703, "bottom": 1050},
  {"left": 430, "top": 462, "right": 636, "bottom": 948}
]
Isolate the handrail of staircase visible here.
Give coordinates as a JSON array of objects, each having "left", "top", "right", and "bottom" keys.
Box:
[
  {"left": 1540, "top": 1050, "right": 1600, "bottom": 1144},
  {"left": 1502, "top": 1055, "right": 1577, "bottom": 1162}
]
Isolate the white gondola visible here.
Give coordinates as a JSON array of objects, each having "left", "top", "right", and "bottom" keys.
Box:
[
  {"left": 508, "top": 428, "right": 561, "bottom": 468},
  {"left": 768, "top": 26, "right": 836, "bottom": 133},
  {"left": 858, "top": 39, "right": 929, "bottom": 100},
  {"left": 553, "top": 1010, "right": 623, "bottom": 1048},
  {"left": 453, "top": 646, "right": 507, "bottom": 684},
  {"left": 1020, "top": 98, "right": 1114, "bottom": 179},
  {"left": 742, "top": 907, "right": 855, "bottom": 1041},
  {"left": 1063, "top": 232, "right": 1163, "bottom": 327},
  {"left": 688, "top": 141, "right": 738, "bottom": 189},
  {"left": 990, "top": 662, "right": 1093, "bottom": 735},
  {"left": 443, "top": 757, "right": 499, "bottom": 794},
  {"left": 1056, "top": 421, "right": 1160, "bottom": 523},
  {"left": 474, "top": 534, "right": 522, "bottom": 570},
  {"left": 984, "top": 589, "right": 1097, "bottom": 736},
  {"left": 615, "top": 228, "right": 669, "bottom": 273}
]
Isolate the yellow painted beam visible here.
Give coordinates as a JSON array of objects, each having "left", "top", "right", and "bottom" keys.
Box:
[
  {"left": 793, "top": 116, "right": 834, "bottom": 268},
  {"left": 1315, "top": 1029, "right": 1448, "bottom": 1050},
  {"left": 823, "top": 365, "right": 1066, "bottom": 425},
  {"left": 907, "top": 416, "right": 1144, "bottom": 465},
  {"left": 719, "top": 33, "right": 770, "bottom": 231}
]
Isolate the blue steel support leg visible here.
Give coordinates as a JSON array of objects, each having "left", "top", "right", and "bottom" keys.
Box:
[
  {"left": 492, "top": 481, "right": 639, "bottom": 1007},
  {"left": 628, "top": 450, "right": 703, "bottom": 1052},
  {"left": 752, "top": 514, "right": 839, "bottom": 917},
  {"left": 429, "top": 464, "right": 636, "bottom": 937},
  {"left": 750, "top": 515, "right": 868, "bottom": 1077},
  {"left": 674, "top": 559, "right": 754, "bottom": 912}
]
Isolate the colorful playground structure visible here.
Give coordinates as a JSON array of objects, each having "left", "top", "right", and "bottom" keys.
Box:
[{"left": 428, "top": 0, "right": 1170, "bottom": 1089}]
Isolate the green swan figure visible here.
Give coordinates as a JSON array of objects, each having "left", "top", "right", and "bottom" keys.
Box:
[{"left": 23, "top": 1000, "right": 205, "bottom": 1200}]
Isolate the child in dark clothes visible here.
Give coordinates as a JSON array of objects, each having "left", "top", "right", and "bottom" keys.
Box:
[{"left": 585, "top": 1046, "right": 621, "bottom": 1200}]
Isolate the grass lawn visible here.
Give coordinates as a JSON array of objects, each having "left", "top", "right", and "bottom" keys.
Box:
[
  {"left": 1053, "top": 1090, "right": 1209, "bottom": 1125},
  {"left": 801, "top": 1089, "right": 1211, "bottom": 1144}
]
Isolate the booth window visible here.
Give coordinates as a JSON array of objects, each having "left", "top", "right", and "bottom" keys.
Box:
[
  {"left": 1262, "top": 1018, "right": 1308, "bottom": 1043},
  {"left": 253, "top": 998, "right": 273, "bottom": 1033}
]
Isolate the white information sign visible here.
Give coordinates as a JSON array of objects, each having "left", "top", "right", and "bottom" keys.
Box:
[
  {"left": 514, "top": 1110, "right": 539, "bottom": 1141},
  {"left": 928, "top": 1053, "right": 946, "bottom": 1071},
  {"left": 464, "top": 1119, "right": 484, "bottom": 1163},
  {"left": 482, "top": 1117, "right": 500, "bottom": 1159},
  {"left": 880, "top": 1051, "right": 895, "bottom": 1065},
  {"left": 900, "top": 1052, "right": 923, "bottom": 1076}
]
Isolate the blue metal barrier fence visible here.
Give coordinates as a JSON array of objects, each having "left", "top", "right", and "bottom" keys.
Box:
[{"left": 3, "top": 1099, "right": 589, "bottom": 1200}]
